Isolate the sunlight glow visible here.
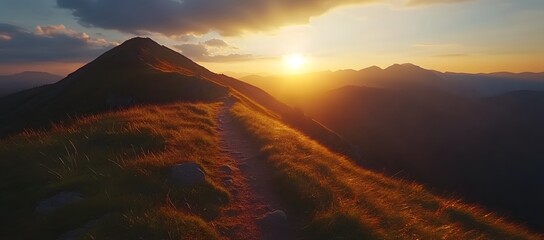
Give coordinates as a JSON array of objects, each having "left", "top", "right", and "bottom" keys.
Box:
[{"left": 283, "top": 54, "right": 306, "bottom": 71}]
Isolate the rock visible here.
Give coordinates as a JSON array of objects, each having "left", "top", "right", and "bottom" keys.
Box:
[
  {"left": 256, "top": 210, "right": 288, "bottom": 230},
  {"left": 222, "top": 179, "right": 233, "bottom": 187},
  {"left": 170, "top": 162, "right": 205, "bottom": 185},
  {"left": 219, "top": 165, "right": 234, "bottom": 175},
  {"left": 36, "top": 191, "right": 83, "bottom": 213}
]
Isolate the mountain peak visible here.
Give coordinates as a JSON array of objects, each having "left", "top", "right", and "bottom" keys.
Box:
[
  {"left": 360, "top": 66, "right": 383, "bottom": 72},
  {"left": 80, "top": 37, "right": 211, "bottom": 78},
  {"left": 386, "top": 63, "right": 423, "bottom": 71},
  {"left": 105, "top": 37, "right": 163, "bottom": 59},
  {"left": 400, "top": 63, "right": 419, "bottom": 67},
  {"left": 118, "top": 37, "right": 160, "bottom": 49}
]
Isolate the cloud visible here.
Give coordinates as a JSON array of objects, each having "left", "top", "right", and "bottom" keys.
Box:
[
  {"left": 174, "top": 42, "right": 255, "bottom": 62},
  {"left": 405, "top": 0, "right": 474, "bottom": 6},
  {"left": 0, "top": 23, "right": 116, "bottom": 63},
  {"left": 0, "top": 34, "right": 11, "bottom": 41},
  {"left": 204, "top": 39, "right": 229, "bottom": 48},
  {"left": 56, "top": 0, "right": 379, "bottom": 36},
  {"left": 175, "top": 44, "right": 208, "bottom": 59},
  {"left": 34, "top": 25, "right": 113, "bottom": 47}
]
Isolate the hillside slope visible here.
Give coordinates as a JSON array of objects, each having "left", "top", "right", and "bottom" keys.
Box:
[{"left": 0, "top": 98, "right": 540, "bottom": 239}]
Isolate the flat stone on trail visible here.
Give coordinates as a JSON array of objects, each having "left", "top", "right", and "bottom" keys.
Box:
[
  {"left": 220, "top": 164, "right": 235, "bottom": 175},
  {"left": 35, "top": 191, "right": 83, "bottom": 213},
  {"left": 222, "top": 179, "right": 234, "bottom": 187},
  {"left": 170, "top": 162, "right": 206, "bottom": 185}
]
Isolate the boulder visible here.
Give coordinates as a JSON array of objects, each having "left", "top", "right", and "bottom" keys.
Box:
[
  {"left": 170, "top": 162, "right": 205, "bottom": 185},
  {"left": 35, "top": 191, "right": 83, "bottom": 213}
]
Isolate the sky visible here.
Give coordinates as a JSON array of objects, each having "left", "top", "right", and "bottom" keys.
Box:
[{"left": 0, "top": 0, "right": 543, "bottom": 76}]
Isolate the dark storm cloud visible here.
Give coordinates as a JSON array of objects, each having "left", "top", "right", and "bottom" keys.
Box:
[
  {"left": 56, "top": 0, "right": 378, "bottom": 36},
  {"left": 174, "top": 43, "right": 254, "bottom": 62},
  {"left": 0, "top": 23, "right": 116, "bottom": 63}
]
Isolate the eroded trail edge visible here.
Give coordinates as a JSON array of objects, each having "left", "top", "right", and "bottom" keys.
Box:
[{"left": 214, "top": 99, "right": 292, "bottom": 240}]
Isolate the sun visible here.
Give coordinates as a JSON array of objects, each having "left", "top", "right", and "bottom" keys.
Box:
[{"left": 283, "top": 54, "right": 306, "bottom": 71}]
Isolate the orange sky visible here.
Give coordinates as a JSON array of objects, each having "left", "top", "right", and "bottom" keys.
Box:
[{"left": 0, "top": 0, "right": 543, "bottom": 76}]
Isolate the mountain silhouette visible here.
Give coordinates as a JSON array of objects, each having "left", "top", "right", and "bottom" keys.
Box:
[
  {"left": 0, "top": 37, "right": 355, "bottom": 159},
  {"left": 0, "top": 71, "right": 62, "bottom": 97}
]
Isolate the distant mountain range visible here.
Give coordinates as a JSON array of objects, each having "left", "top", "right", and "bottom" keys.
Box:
[
  {"left": 0, "top": 72, "right": 62, "bottom": 97},
  {"left": 241, "top": 64, "right": 544, "bottom": 104}
]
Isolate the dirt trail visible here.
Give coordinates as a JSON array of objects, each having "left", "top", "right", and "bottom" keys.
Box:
[{"left": 213, "top": 98, "right": 293, "bottom": 240}]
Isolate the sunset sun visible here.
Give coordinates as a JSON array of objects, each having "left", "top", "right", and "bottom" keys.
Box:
[{"left": 283, "top": 54, "right": 306, "bottom": 71}]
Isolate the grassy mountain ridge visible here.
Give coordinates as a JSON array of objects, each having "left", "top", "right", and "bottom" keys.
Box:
[{"left": 1, "top": 97, "right": 541, "bottom": 239}]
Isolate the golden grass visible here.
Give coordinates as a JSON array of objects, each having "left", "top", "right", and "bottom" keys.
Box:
[
  {"left": 230, "top": 102, "right": 542, "bottom": 240},
  {"left": 0, "top": 102, "right": 231, "bottom": 239}
]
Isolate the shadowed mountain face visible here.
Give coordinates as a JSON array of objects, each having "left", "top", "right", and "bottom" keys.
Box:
[
  {"left": 0, "top": 37, "right": 355, "bottom": 160},
  {"left": 0, "top": 72, "right": 62, "bottom": 97},
  {"left": 300, "top": 85, "right": 544, "bottom": 231}
]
